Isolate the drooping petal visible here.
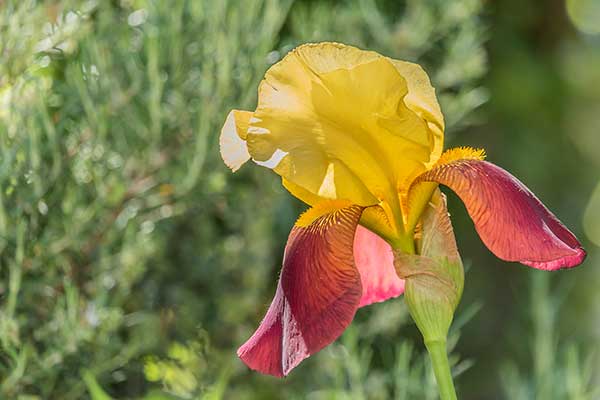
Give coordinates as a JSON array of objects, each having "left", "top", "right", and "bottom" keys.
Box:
[
  {"left": 238, "top": 203, "right": 363, "bottom": 377},
  {"left": 219, "top": 110, "right": 252, "bottom": 171},
  {"left": 245, "top": 42, "right": 443, "bottom": 225},
  {"left": 405, "top": 147, "right": 486, "bottom": 231},
  {"left": 413, "top": 159, "right": 586, "bottom": 270},
  {"left": 354, "top": 225, "right": 405, "bottom": 307}
]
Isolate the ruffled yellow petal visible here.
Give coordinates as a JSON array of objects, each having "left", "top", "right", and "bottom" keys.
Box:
[
  {"left": 220, "top": 110, "right": 253, "bottom": 172},
  {"left": 390, "top": 60, "right": 444, "bottom": 163},
  {"left": 246, "top": 42, "right": 443, "bottom": 234}
]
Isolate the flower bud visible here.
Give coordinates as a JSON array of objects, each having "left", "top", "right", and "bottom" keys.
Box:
[{"left": 394, "top": 190, "right": 464, "bottom": 343}]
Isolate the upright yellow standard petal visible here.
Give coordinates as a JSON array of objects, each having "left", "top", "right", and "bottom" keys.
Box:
[
  {"left": 390, "top": 60, "right": 444, "bottom": 163},
  {"left": 245, "top": 43, "right": 444, "bottom": 234}
]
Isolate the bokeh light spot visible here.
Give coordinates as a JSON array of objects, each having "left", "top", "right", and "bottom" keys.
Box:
[{"left": 567, "top": 0, "right": 600, "bottom": 35}]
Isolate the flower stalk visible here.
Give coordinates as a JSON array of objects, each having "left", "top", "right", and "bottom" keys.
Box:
[
  {"left": 391, "top": 234, "right": 416, "bottom": 255},
  {"left": 426, "top": 340, "right": 457, "bottom": 400}
]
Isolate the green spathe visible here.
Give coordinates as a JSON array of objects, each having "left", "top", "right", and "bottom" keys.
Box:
[
  {"left": 395, "top": 190, "right": 464, "bottom": 343},
  {"left": 394, "top": 190, "right": 463, "bottom": 400}
]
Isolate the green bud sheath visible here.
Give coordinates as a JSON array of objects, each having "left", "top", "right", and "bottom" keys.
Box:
[
  {"left": 394, "top": 190, "right": 464, "bottom": 400},
  {"left": 394, "top": 190, "right": 464, "bottom": 342}
]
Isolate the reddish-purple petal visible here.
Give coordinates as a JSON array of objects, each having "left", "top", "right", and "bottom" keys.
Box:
[
  {"left": 354, "top": 225, "right": 405, "bottom": 307},
  {"left": 414, "top": 160, "right": 586, "bottom": 270},
  {"left": 237, "top": 205, "right": 363, "bottom": 377}
]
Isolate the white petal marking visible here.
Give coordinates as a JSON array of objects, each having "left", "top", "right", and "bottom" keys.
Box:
[
  {"left": 248, "top": 126, "right": 270, "bottom": 135},
  {"left": 254, "top": 148, "right": 289, "bottom": 169}
]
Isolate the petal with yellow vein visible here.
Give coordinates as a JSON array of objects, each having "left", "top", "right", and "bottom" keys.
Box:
[
  {"left": 237, "top": 204, "right": 363, "bottom": 377},
  {"left": 405, "top": 147, "right": 486, "bottom": 230},
  {"left": 283, "top": 177, "right": 398, "bottom": 242}
]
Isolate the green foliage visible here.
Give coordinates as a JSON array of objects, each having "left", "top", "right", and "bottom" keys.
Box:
[
  {"left": 1, "top": 0, "right": 293, "bottom": 397},
  {"left": 501, "top": 274, "right": 599, "bottom": 400},
  {"left": 141, "top": 333, "right": 232, "bottom": 399}
]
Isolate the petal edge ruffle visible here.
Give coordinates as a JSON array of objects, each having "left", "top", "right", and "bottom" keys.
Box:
[{"left": 219, "top": 110, "right": 252, "bottom": 172}]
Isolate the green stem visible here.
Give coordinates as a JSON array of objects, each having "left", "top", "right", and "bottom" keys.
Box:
[
  {"left": 425, "top": 340, "right": 457, "bottom": 400},
  {"left": 391, "top": 234, "right": 415, "bottom": 255}
]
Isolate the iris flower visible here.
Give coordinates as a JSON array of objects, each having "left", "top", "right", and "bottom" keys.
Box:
[{"left": 220, "top": 43, "right": 586, "bottom": 378}]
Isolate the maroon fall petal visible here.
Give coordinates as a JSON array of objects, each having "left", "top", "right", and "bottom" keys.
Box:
[
  {"left": 414, "top": 160, "right": 586, "bottom": 270},
  {"left": 237, "top": 205, "right": 364, "bottom": 377},
  {"left": 354, "top": 225, "right": 405, "bottom": 307}
]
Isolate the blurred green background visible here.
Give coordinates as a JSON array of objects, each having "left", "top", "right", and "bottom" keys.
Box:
[{"left": 0, "top": 0, "right": 598, "bottom": 399}]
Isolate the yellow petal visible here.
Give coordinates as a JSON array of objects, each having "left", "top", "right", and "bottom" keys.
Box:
[
  {"left": 284, "top": 177, "right": 398, "bottom": 243},
  {"left": 282, "top": 177, "right": 325, "bottom": 206},
  {"left": 390, "top": 60, "right": 444, "bottom": 132},
  {"left": 246, "top": 42, "right": 444, "bottom": 232},
  {"left": 390, "top": 60, "right": 444, "bottom": 162},
  {"left": 219, "top": 110, "right": 252, "bottom": 172},
  {"left": 360, "top": 206, "right": 399, "bottom": 244}
]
